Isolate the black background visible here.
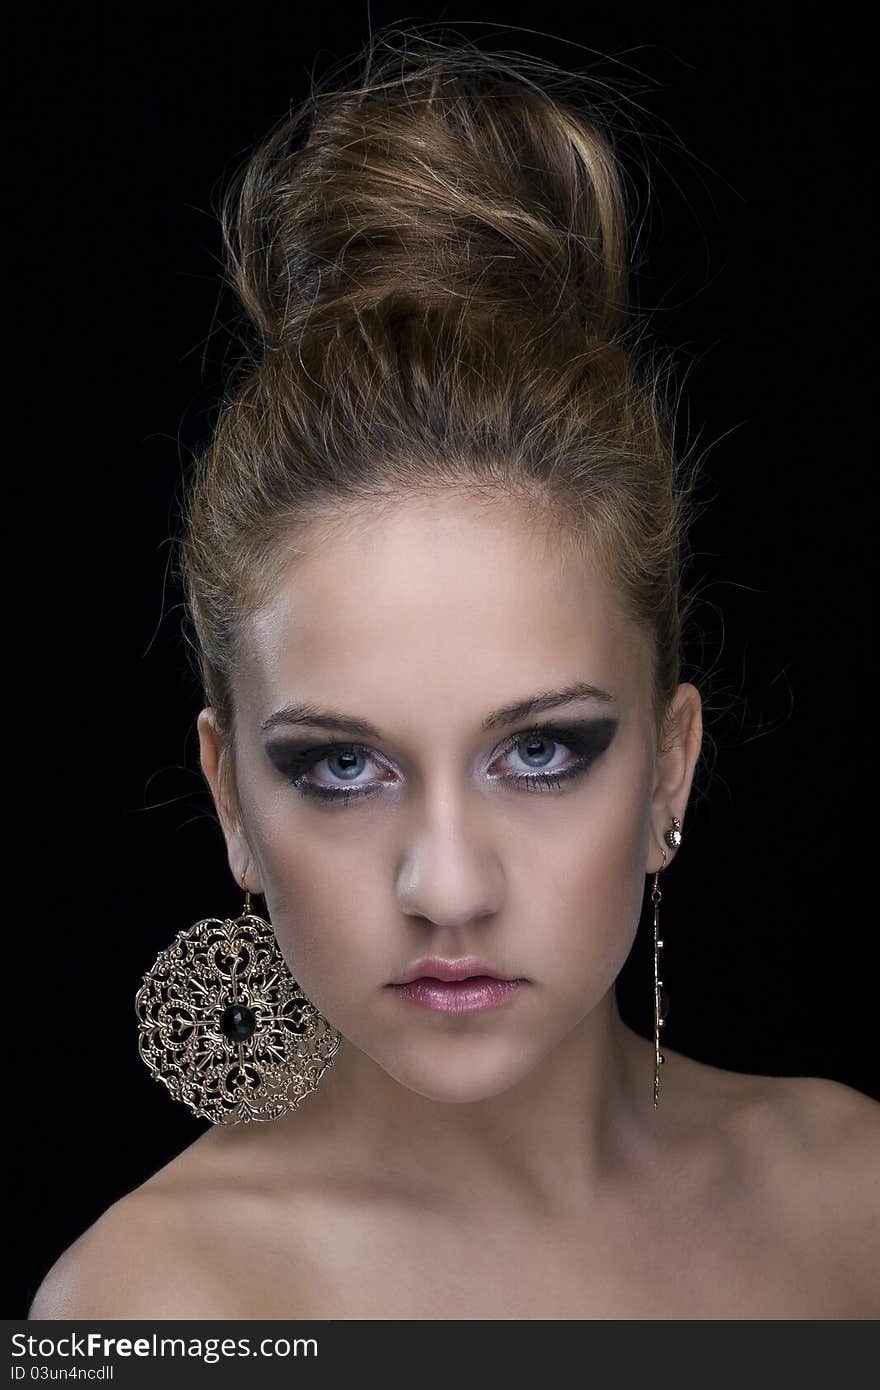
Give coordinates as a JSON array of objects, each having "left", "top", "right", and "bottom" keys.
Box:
[{"left": 9, "top": 2, "right": 875, "bottom": 1318}]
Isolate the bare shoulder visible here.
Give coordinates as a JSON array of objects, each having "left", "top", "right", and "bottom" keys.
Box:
[
  {"left": 774, "top": 1073, "right": 880, "bottom": 1143},
  {"left": 27, "top": 1188, "right": 231, "bottom": 1320},
  {"left": 27, "top": 1123, "right": 325, "bottom": 1321},
  {"left": 28, "top": 1167, "right": 243, "bottom": 1321},
  {"left": 756, "top": 1073, "right": 880, "bottom": 1183},
  {"left": 678, "top": 1046, "right": 880, "bottom": 1165},
  {"left": 743, "top": 1072, "right": 880, "bottom": 1316}
]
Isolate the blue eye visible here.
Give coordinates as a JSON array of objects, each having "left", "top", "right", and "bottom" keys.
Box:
[{"left": 268, "top": 719, "right": 618, "bottom": 806}]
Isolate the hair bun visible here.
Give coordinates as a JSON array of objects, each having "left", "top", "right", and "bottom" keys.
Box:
[{"left": 220, "top": 41, "right": 630, "bottom": 352}]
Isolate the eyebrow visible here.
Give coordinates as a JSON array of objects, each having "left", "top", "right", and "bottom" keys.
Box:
[{"left": 260, "top": 680, "right": 616, "bottom": 739}]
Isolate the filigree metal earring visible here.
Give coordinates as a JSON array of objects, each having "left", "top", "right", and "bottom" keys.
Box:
[
  {"left": 652, "top": 816, "right": 682, "bottom": 1110},
  {"left": 135, "top": 886, "right": 343, "bottom": 1125}
]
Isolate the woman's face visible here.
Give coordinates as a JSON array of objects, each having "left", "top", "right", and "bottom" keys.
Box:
[{"left": 200, "top": 494, "right": 699, "bottom": 1104}]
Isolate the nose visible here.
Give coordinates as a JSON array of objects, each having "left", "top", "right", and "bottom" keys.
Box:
[{"left": 394, "top": 791, "right": 504, "bottom": 929}]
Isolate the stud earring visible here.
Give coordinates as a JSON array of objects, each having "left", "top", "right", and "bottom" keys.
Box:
[
  {"left": 135, "top": 881, "right": 343, "bottom": 1124},
  {"left": 652, "top": 816, "right": 682, "bottom": 1109},
  {"left": 664, "top": 815, "right": 682, "bottom": 851}
]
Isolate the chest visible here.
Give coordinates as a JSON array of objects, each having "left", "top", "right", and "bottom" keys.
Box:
[{"left": 215, "top": 1187, "right": 847, "bottom": 1320}]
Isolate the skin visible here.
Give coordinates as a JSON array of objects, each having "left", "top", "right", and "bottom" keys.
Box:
[
  {"left": 28, "top": 490, "right": 880, "bottom": 1320},
  {"left": 196, "top": 491, "right": 703, "bottom": 1220}
]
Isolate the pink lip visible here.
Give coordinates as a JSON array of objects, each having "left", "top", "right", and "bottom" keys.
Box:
[
  {"left": 390, "top": 977, "right": 524, "bottom": 1013},
  {"left": 391, "top": 955, "right": 521, "bottom": 985}
]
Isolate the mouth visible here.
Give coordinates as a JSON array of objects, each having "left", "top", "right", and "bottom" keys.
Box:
[
  {"left": 389, "top": 975, "right": 524, "bottom": 1014},
  {"left": 390, "top": 956, "right": 524, "bottom": 986}
]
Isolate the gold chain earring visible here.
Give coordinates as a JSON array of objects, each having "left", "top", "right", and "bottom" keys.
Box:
[
  {"left": 135, "top": 883, "right": 343, "bottom": 1125},
  {"left": 652, "top": 816, "right": 682, "bottom": 1110}
]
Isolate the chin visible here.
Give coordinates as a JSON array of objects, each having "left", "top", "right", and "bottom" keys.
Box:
[{"left": 380, "top": 1049, "right": 538, "bottom": 1105}]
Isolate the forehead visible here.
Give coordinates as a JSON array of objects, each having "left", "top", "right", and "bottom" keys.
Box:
[{"left": 241, "top": 496, "right": 647, "bottom": 724}]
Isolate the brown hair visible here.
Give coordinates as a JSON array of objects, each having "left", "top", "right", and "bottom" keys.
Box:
[{"left": 178, "top": 31, "right": 704, "bottom": 824}]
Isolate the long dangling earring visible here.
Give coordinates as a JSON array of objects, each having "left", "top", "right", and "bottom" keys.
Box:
[
  {"left": 652, "top": 816, "right": 682, "bottom": 1110},
  {"left": 135, "top": 883, "right": 343, "bottom": 1125}
]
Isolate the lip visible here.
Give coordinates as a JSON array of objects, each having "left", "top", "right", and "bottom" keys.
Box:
[
  {"left": 390, "top": 956, "right": 522, "bottom": 986},
  {"left": 390, "top": 977, "right": 524, "bottom": 1013}
]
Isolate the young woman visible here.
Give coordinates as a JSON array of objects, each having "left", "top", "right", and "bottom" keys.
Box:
[{"left": 30, "top": 35, "right": 878, "bottom": 1321}]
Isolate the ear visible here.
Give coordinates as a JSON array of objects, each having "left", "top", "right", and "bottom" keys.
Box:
[
  {"left": 647, "top": 682, "right": 703, "bottom": 874},
  {"left": 196, "top": 707, "right": 263, "bottom": 895}
]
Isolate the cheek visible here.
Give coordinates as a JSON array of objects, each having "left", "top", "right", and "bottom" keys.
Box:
[
  {"left": 581, "top": 784, "right": 650, "bottom": 927},
  {"left": 518, "top": 775, "right": 650, "bottom": 992},
  {"left": 254, "top": 829, "right": 381, "bottom": 1007}
]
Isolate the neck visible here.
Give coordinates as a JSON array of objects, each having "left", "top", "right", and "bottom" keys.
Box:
[{"left": 284, "top": 991, "right": 662, "bottom": 1219}]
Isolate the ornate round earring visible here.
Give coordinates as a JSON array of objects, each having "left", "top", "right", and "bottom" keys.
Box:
[
  {"left": 135, "top": 884, "right": 343, "bottom": 1125},
  {"left": 652, "top": 816, "right": 682, "bottom": 1110}
]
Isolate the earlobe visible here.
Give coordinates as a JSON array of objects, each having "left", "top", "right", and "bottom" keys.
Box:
[
  {"left": 648, "top": 814, "right": 683, "bottom": 876},
  {"left": 664, "top": 815, "right": 683, "bottom": 852}
]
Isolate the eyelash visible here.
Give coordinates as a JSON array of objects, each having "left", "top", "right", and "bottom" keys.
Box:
[{"left": 280, "top": 723, "right": 607, "bottom": 806}]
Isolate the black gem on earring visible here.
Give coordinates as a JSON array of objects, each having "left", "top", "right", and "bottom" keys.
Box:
[{"left": 220, "top": 1003, "right": 258, "bottom": 1042}]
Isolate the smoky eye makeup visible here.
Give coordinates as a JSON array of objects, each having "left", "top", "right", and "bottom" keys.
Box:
[{"left": 263, "top": 715, "right": 620, "bottom": 807}]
